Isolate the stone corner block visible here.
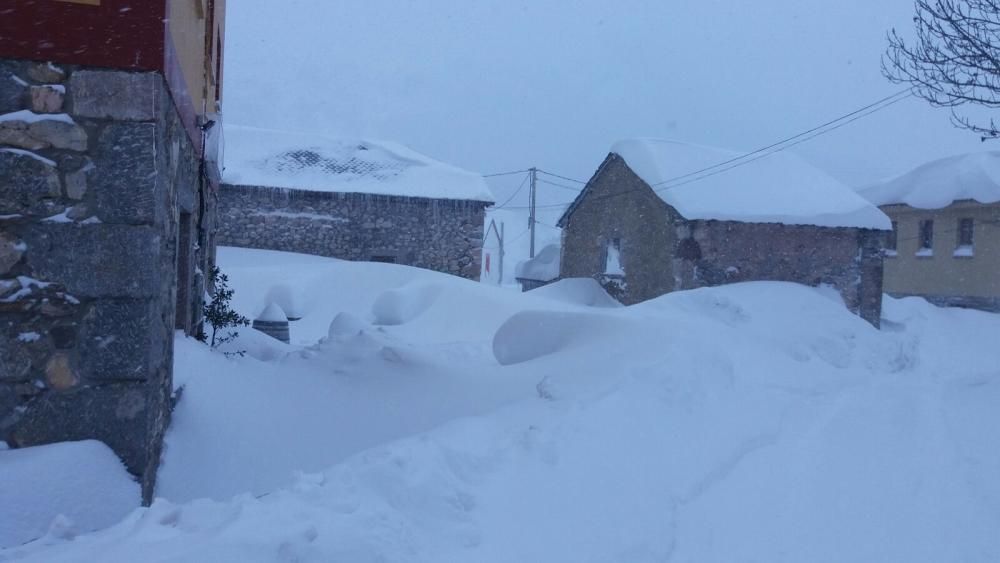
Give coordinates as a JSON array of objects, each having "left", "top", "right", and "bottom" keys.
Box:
[
  {"left": 22, "top": 223, "right": 162, "bottom": 299},
  {"left": 69, "top": 70, "right": 161, "bottom": 121}
]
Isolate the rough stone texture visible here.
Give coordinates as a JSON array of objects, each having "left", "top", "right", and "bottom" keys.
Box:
[
  {"left": 560, "top": 154, "right": 886, "bottom": 326},
  {"left": 22, "top": 223, "right": 161, "bottom": 298},
  {"left": 27, "top": 62, "right": 66, "bottom": 84},
  {"left": 0, "top": 117, "right": 88, "bottom": 151},
  {"left": 64, "top": 162, "right": 91, "bottom": 200},
  {"left": 28, "top": 119, "right": 87, "bottom": 151},
  {"left": 78, "top": 299, "right": 159, "bottom": 381},
  {"left": 92, "top": 122, "right": 158, "bottom": 224},
  {"left": 69, "top": 70, "right": 158, "bottom": 121},
  {"left": 0, "top": 60, "right": 29, "bottom": 114},
  {"left": 0, "top": 149, "right": 62, "bottom": 215},
  {"left": 0, "top": 121, "right": 47, "bottom": 151},
  {"left": 1, "top": 61, "right": 215, "bottom": 503},
  {"left": 0, "top": 232, "right": 24, "bottom": 274},
  {"left": 217, "top": 185, "right": 488, "bottom": 280},
  {"left": 30, "top": 85, "right": 64, "bottom": 113}
]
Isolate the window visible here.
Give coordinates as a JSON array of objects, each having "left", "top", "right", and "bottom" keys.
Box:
[
  {"left": 370, "top": 255, "right": 396, "bottom": 264},
  {"left": 917, "top": 219, "right": 934, "bottom": 257},
  {"left": 604, "top": 238, "right": 624, "bottom": 275},
  {"left": 886, "top": 221, "right": 898, "bottom": 256},
  {"left": 955, "top": 218, "right": 974, "bottom": 257}
]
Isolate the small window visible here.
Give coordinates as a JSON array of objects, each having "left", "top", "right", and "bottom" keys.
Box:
[
  {"left": 604, "top": 238, "right": 624, "bottom": 275},
  {"left": 955, "top": 218, "right": 974, "bottom": 257},
  {"left": 886, "top": 221, "right": 898, "bottom": 255},
  {"left": 370, "top": 255, "right": 396, "bottom": 264},
  {"left": 917, "top": 219, "right": 934, "bottom": 257},
  {"left": 958, "top": 218, "right": 974, "bottom": 246}
]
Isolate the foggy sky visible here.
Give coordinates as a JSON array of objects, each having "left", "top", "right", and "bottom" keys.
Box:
[{"left": 224, "top": 0, "right": 992, "bottom": 201}]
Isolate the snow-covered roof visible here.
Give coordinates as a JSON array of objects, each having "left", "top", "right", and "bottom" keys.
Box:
[
  {"left": 222, "top": 125, "right": 495, "bottom": 203},
  {"left": 857, "top": 151, "right": 1000, "bottom": 209},
  {"left": 514, "top": 244, "right": 560, "bottom": 282},
  {"left": 599, "top": 139, "right": 890, "bottom": 230}
]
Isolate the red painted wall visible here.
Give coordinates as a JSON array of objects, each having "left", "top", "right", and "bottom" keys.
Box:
[{"left": 0, "top": 1, "right": 166, "bottom": 71}]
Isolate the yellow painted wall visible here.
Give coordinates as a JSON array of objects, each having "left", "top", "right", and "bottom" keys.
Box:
[
  {"left": 167, "top": 0, "right": 225, "bottom": 115},
  {"left": 883, "top": 200, "right": 1000, "bottom": 298}
]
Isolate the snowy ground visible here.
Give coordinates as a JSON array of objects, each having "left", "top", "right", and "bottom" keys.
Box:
[{"left": 2, "top": 247, "right": 999, "bottom": 561}]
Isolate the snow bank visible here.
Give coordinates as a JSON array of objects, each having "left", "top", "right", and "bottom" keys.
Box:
[
  {"left": 610, "top": 138, "right": 891, "bottom": 229},
  {"left": 372, "top": 282, "right": 444, "bottom": 326},
  {"left": 0, "top": 440, "right": 139, "bottom": 548},
  {"left": 527, "top": 277, "right": 621, "bottom": 308},
  {"left": 11, "top": 281, "right": 1000, "bottom": 562},
  {"left": 16, "top": 249, "right": 998, "bottom": 562},
  {"left": 857, "top": 150, "right": 1000, "bottom": 208},
  {"left": 222, "top": 125, "right": 495, "bottom": 202},
  {"left": 513, "top": 243, "right": 560, "bottom": 281}
]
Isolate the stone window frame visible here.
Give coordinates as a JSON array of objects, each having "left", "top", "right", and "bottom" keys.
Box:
[
  {"left": 916, "top": 219, "right": 934, "bottom": 258},
  {"left": 955, "top": 217, "right": 974, "bottom": 258},
  {"left": 885, "top": 221, "right": 898, "bottom": 257},
  {"left": 602, "top": 236, "right": 625, "bottom": 278}
]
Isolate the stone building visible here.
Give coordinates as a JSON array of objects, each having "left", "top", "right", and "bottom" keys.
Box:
[
  {"left": 0, "top": 0, "right": 226, "bottom": 502},
  {"left": 218, "top": 126, "right": 494, "bottom": 279},
  {"left": 857, "top": 151, "right": 1000, "bottom": 312},
  {"left": 558, "top": 139, "right": 890, "bottom": 326}
]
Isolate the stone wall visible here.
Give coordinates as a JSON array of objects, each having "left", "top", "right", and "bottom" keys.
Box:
[
  {"left": 218, "top": 184, "right": 487, "bottom": 280},
  {"left": 674, "top": 221, "right": 885, "bottom": 326},
  {"left": 0, "top": 59, "right": 212, "bottom": 503},
  {"left": 560, "top": 154, "right": 885, "bottom": 326}
]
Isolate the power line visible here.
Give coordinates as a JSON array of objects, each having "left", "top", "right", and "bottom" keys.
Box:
[
  {"left": 493, "top": 172, "right": 531, "bottom": 209},
  {"left": 537, "top": 169, "right": 586, "bottom": 184},
  {"left": 537, "top": 178, "right": 583, "bottom": 192},
  {"left": 483, "top": 168, "right": 532, "bottom": 178},
  {"left": 501, "top": 89, "right": 915, "bottom": 211},
  {"left": 649, "top": 89, "right": 913, "bottom": 188}
]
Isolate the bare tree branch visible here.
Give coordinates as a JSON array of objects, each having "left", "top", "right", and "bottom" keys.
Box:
[{"left": 884, "top": 0, "right": 1000, "bottom": 138}]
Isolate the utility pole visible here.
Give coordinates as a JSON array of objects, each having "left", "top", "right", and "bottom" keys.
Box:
[
  {"left": 499, "top": 221, "right": 505, "bottom": 285},
  {"left": 528, "top": 167, "right": 537, "bottom": 258}
]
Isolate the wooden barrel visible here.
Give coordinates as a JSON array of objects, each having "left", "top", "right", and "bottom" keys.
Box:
[{"left": 252, "top": 319, "right": 289, "bottom": 343}]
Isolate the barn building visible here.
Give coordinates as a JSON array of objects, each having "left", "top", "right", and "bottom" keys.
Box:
[
  {"left": 217, "top": 125, "right": 494, "bottom": 280},
  {"left": 558, "top": 139, "right": 890, "bottom": 326}
]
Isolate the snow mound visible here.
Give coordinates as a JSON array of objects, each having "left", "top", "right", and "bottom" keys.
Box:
[
  {"left": 492, "top": 310, "right": 621, "bottom": 365},
  {"left": 857, "top": 150, "right": 1000, "bottom": 209},
  {"left": 514, "top": 244, "right": 560, "bottom": 282},
  {"left": 608, "top": 138, "right": 891, "bottom": 229},
  {"left": 0, "top": 440, "right": 140, "bottom": 548},
  {"left": 328, "top": 312, "right": 367, "bottom": 338},
  {"left": 528, "top": 277, "right": 621, "bottom": 308},
  {"left": 263, "top": 284, "right": 301, "bottom": 319},
  {"left": 372, "top": 282, "right": 445, "bottom": 325},
  {"left": 222, "top": 125, "right": 495, "bottom": 202},
  {"left": 256, "top": 302, "right": 287, "bottom": 322}
]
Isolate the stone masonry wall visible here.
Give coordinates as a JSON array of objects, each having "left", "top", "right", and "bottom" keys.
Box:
[
  {"left": 218, "top": 184, "right": 487, "bottom": 280},
  {"left": 0, "top": 59, "right": 209, "bottom": 503},
  {"left": 674, "top": 221, "right": 885, "bottom": 326},
  {"left": 560, "top": 155, "right": 885, "bottom": 326}
]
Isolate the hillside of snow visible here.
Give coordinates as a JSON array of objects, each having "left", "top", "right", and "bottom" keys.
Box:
[{"left": 2, "top": 248, "right": 999, "bottom": 561}]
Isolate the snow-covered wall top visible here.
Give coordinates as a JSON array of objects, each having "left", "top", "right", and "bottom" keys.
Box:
[
  {"left": 222, "top": 125, "right": 495, "bottom": 203},
  {"left": 515, "top": 243, "right": 560, "bottom": 281},
  {"left": 856, "top": 151, "right": 1000, "bottom": 209},
  {"left": 610, "top": 139, "right": 891, "bottom": 230}
]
